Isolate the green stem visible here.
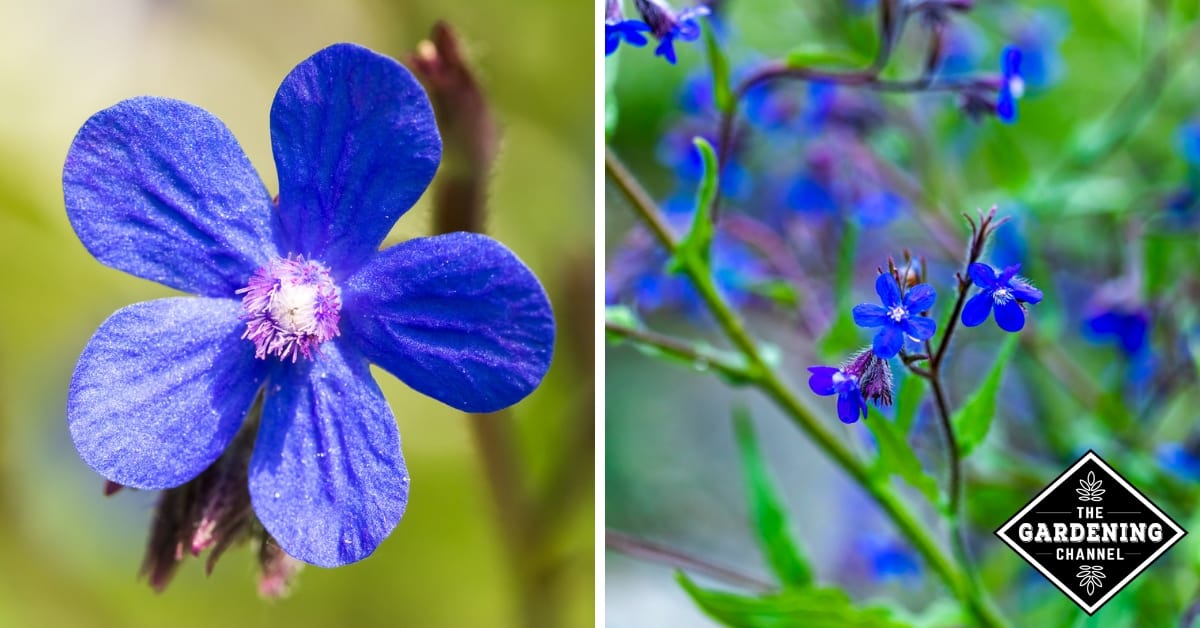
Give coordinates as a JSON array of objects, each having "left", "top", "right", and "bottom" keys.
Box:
[{"left": 606, "top": 149, "right": 1007, "bottom": 628}]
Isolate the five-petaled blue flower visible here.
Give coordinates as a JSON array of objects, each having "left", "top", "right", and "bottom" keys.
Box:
[
  {"left": 997, "top": 45, "right": 1024, "bottom": 123},
  {"left": 606, "top": 20, "right": 653, "bottom": 55},
  {"left": 807, "top": 366, "right": 868, "bottom": 424},
  {"left": 851, "top": 274, "right": 937, "bottom": 359},
  {"left": 63, "top": 43, "right": 555, "bottom": 568},
  {"left": 961, "top": 263, "right": 1042, "bottom": 332}
]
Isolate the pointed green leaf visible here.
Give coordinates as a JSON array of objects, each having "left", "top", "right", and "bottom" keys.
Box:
[
  {"left": 952, "top": 334, "right": 1018, "bottom": 457},
  {"left": 746, "top": 279, "right": 801, "bottom": 309},
  {"left": 677, "top": 573, "right": 912, "bottom": 628},
  {"left": 704, "top": 25, "right": 732, "bottom": 113},
  {"left": 733, "top": 410, "right": 812, "bottom": 589},
  {"left": 668, "top": 137, "right": 718, "bottom": 274},
  {"left": 893, "top": 373, "right": 926, "bottom": 434},
  {"left": 864, "top": 414, "right": 939, "bottom": 505}
]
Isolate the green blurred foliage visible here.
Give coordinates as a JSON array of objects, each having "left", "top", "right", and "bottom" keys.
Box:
[{"left": 0, "top": 1, "right": 593, "bottom": 626}]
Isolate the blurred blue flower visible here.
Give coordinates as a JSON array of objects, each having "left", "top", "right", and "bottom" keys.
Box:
[
  {"left": 657, "top": 125, "right": 751, "bottom": 200},
  {"left": 997, "top": 46, "right": 1024, "bottom": 123},
  {"left": 961, "top": 263, "right": 1043, "bottom": 332},
  {"left": 852, "top": 274, "right": 938, "bottom": 359},
  {"left": 1083, "top": 306, "right": 1150, "bottom": 357},
  {"left": 937, "top": 21, "right": 987, "bottom": 78},
  {"left": 1007, "top": 9, "right": 1068, "bottom": 90},
  {"left": 808, "top": 366, "right": 868, "bottom": 424},
  {"left": 862, "top": 536, "right": 921, "bottom": 582},
  {"left": 1178, "top": 119, "right": 1200, "bottom": 166},
  {"left": 1157, "top": 443, "right": 1200, "bottom": 482},
  {"left": 63, "top": 44, "right": 554, "bottom": 567}
]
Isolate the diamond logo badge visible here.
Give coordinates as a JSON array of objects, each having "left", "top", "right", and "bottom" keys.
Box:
[{"left": 995, "top": 450, "right": 1186, "bottom": 615}]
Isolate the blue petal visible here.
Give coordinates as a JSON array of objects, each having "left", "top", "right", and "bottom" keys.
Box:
[
  {"left": 874, "top": 273, "right": 902, "bottom": 307},
  {"left": 605, "top": 32, "right": 620, "bottom": 56},
  {"left": 961, "top": 292, "right": 993, "bottom": 327},
  {"left": 872, "top": 325, "right": 904, "bottom": 359},
  {"left": 250, "top": 341, "right": 408, "bottom": 567},
  {"left": 903, "top": 315, "right": 937, "bottom": 341},
  {"left": 902, "top": 283, "right": 937, "bottom": 314},
  {"left": 655, "top": 38, "right": 679, "bottom": 65},
  {"left": 852, "top": 304, "right": 889, "bottom": 328},
  {"left": 270, "top": 43, "right": 441, "bottom": 273},
  {"left": 994, "top": 299, "right": 1026, "bottom": 332},
  {"left": 998, "top": 264, "right": 1022, "bottom": 283},
  {"left": 808, "top": 366, "right": 839, "bottom": 396},
  {"left": 837, "top": 390, "right": 867, "bottom": 424},
  {"left": 967, "top": 263, "right": 997, "bottom": 289},
  {"left": 997, "top": 89, "right": 1017, "bottom": 124},
  {"left": 342, "top": 233, "right": 555, "bottom": 412},
  {"left": 64, "top": 97, "right": 276, "bottom": 297},
  {"left": 1002, "top": 45, "right": 1023, "bottom": 79},
  {"left": 1009, "top": 277, "right": 1043, "bottom": 304},
  {"left": 68, "top": 298, "right": 264, "bottom": 489}
]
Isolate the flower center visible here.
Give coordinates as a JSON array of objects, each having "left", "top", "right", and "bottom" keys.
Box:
[
  {"left": 1008, "top": 76, "right": 1025, "bottom": 99},
  {"left": 992, "top": 287, "right": 1013, "bottom": 304},
  {"left": 237, "top": 255, "right": 341, "bottom": 362},
  {"left": 887, "top": 305, "right": 907, "bottom": 322}
]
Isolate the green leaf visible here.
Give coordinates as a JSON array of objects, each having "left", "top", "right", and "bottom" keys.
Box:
[
  {"left": 817, "top": 310, "right": 861, "bottom": 360},
  {"left": 733, "top": 410, "right": 812, "bottom": 589},
  {"left": 893, "top": 373, "right": 926, "bottom": 434},
  {"left": 677, "top": 573, "right": 912, "bottom": 628},
  {"left": 704, "top": 25, "right": 733, "bottom": 113},
  {"left": 1145, "top": 232, "right": 1200, "bottom": 298},
  {"left": 604, "top": 52, "right": 620, "bottom": 137},
  {"left": 746, "top": 279, "right": 800, "bottom": 309},
  {"left": 817, "top": 223, "right": 864, "bottom": 360},
  {"left": 952, "top": 334, "right": 1018, "bottom": 457},
  {"left": 864, "top": 413, "right": 940, "bottom": 506},
  {"left": 667, "top": 137, "right": 718, "bottom": 274}
]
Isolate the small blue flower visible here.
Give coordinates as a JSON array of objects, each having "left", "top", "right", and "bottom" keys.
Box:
[
  {"left": 635, "top": 0, "right": 709, "bottom": 65},
  {"left": 1084, "top": 306, "right": 1150, "bottom": 356},
  {"left": 606, "top": 20, "right": 652, "bottom": 56},
  {"left": 1178, "top": 119, "right": 1200, "bottom": 166},
  {"left": 63, "top": 44, "right": 555, "bottom": 567},
  {"left": 997, "top": 45, "right": 1024, "bottom": 123},
  {"left": 863, "top": 536, "right": 921, "bottom": 582},
  {"left": 961, "top": 263, "right": 1043, "bottom": 332},
  {"left": 1157, "top": 443, "right": 1200, "bottom": 482},
  {"left": 852, "top": 274, "right": 938, "bottom": 359},
  {"left": 808, "top": 366, "right": 868, "bottom": 424}
]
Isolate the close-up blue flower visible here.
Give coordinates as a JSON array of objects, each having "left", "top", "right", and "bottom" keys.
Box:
[
  {"left": 996, "top": 45, "right": 1024, "bottom": 123},
  {"left": 851, "top": 273, "right": 937, "bottom": 359},
  {"left": 961, "top": 262, "right": 1042, "bottom": 332},
  {"left": 634, "top": 0, "right": 710, "bottom": 65},
  {"left": 62, "top": 43, "right": 555, "bottom": 568},
  {"left": 606, "top": 20, "right": 652, "bottom": 56},
  {"left": 807, "top": 365, "right": 868, "bottom": 424}
]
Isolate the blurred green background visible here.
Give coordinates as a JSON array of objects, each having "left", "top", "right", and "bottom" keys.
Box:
[{"left": 0, "top": 1, "right": 593, "bottom": 626}]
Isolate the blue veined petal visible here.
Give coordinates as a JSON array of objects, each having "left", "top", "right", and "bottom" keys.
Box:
[
  {"left": 902, "top": 315, "right": 937, "bottom": 341},
  {"left": 64, "top": 97, "right": 277, "bottom": 297},
  {"left": 250, "top": 341, "right": 409, "bottom": 567},
  {"left": 68, "top": 297, "right": 265, "bottom": 489},
  {"left": 967, "top": 263, "right": 997, "bottom": 289},
  {"left": 342, "top": 232, "right": 555, "bottom": 413},
  {"left": 961, "top": 292, "right": 993, "bottom": 327},
  {"left": 902, "top": 283, "right": 937, "bottom": 314},
  {"left": 997, "top": 264, "right": 1022, "bottom": 284},
  {"left": 993, "top": 299, "right": 1026, "bottom": 332},
  {"left": 807, "top": 366, "right": 840, "bottom": 396},
  {"left": 270, "top": 43, "right": 441, "bottom": 274},
  {"left": 872, "top": 325, "right": 904, "bottom": 359},
  {"left": 852, "top": 304, "right": 889, "bottom": 328},
  {"left": 874, "top": 273, "right": 902, "bottom": 308}
]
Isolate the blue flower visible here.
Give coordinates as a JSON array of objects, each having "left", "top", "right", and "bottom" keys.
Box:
[
  {"left": 961, "top": 263, "right": 1043, "bottom": 332},
  {"left": 1157, "top": 443, "right": 1200, "bottom": 482},
  {"left": 808, "top": 349, "right": 893, "bottom": 424},
  {"left": 1178, "top": 119, "right": 1200, "bottom": 166},
  {"left": 635, "top": 0, "right": 709, "bottom": 65},
  {"left": 606, "top": 20, "right": 652, "bottom": 55},
  {"left": 808, "top": 366, "right": 868, "bottom": 424},
  {"left": 63, "top": 44, "right": 555, "bottom": 567},
  {"left": 997, "top": 45, "right": 1024, "bottom": 123},
  {"left": 852, "top": 274, "right": 938, "bottom": 359},
  {"left": 1084, "top": 306, "right": 1150, "bottom": 356}
]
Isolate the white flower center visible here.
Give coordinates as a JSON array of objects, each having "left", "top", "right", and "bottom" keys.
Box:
[
  {"left": 269, "top": 282, "right": 320, "bottom": 335},
  {"left": 1008, "top": 76, "right": 1025, "bottom": 99},
  {"left": 992, "top": 287, "right": 1012, "bottom": 304},
  {"left": 887, "top": 305, "right": 907, "bottom": 322}
]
